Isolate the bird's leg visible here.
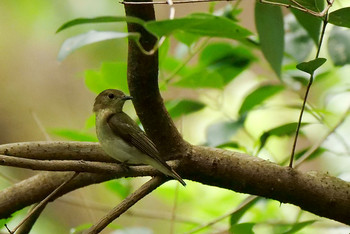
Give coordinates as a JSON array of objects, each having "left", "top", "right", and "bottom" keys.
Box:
[{"left": 119, "top": 160, "right": 130, "bottom": 172}]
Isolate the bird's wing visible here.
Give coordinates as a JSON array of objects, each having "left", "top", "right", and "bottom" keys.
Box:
[
  {"left": 108, "top": 113, "right": 187, "bottom": 186},
  {"left": 107, "top": 113, "right": 167, "bottom": 164}
]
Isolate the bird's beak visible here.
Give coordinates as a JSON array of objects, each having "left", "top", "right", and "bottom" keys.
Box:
[{"left": 122, "top": 95, "right": 133, "bottom": 101}]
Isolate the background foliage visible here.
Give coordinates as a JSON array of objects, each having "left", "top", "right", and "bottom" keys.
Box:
[{"left": 1, "top": 0, "right": 350, "bottom": 233}]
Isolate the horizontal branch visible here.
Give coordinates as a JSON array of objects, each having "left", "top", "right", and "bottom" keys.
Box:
[
  {"left": 0, "top": 153, "right": 180, "bottom": 176},
  {"left": 0, "top": 141, "right": 349, "bottom": 225}
]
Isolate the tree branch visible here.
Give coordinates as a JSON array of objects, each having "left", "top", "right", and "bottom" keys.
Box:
[
  {"left": 0, "top": 141, "right": 349, "bottom": 224},
  {"left": 124, "top": 0, "right": 190, "bottom": 159},
  {"left": 86, "top": 176, "right": 166, "bottom": 233}
]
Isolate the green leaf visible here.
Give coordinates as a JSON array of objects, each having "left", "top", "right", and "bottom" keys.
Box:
[
  {"left": 85, "top": 70, "right": 109, "bottom": 94},
  {"left": 206, "top": 119, "right": 244, "bottom": 147},
  {"left": 329, "top": 7, "right": 350, "bottom": 28},
  {"left": 282, "top": 220, "right": 316, "bottom": 234},
  {"left": 145, "top": 13, "right": 252, "bottom": 40},
  {"left": 173, "top": 31, "right": 200, "bottom": 46},
  {"left": 239, "top": 84, "right": 284, "bottom": 116},
  {"left": 296, "top": 57, "right": 326, "bottom": 74},
  {"left": 104, "top": 179, "right": 132, "bottom": 199},
  {"left": 174, "top": 68, "right": 224, "bottom": 89},
  {"left": 259, "top": 122, "right": 308, "bottom": 150},
  {"left": 85, "top": 62, "right": 129, "bottom": 94},
  {"left": 166, "top": 99, "right": 206, "bottom": 119},
  {"left": 56, "top": 16, "right": 145, "bottom": 33},
  {"left": 291, "top": 6, "right": 323, "bottom": 45},
  {"left": 50, "top": 129, "right": 97, "bottom": 142},
  {"left": 293, "top": 0, "right": 324, "bottom": 12},
  {"left": 327, "top": 27, "right": 350, "bottom": 66},
  {"left": 230, "top": 197, "right": 259, "bottom": 225},
  {"left": 216, "top": 142, "right": 240, "bottom": 149},
  {"left": 57, "top": 31, "right": 139, "bottom": 61},
  {"left": 255, "top": 2, "right": 284, "bottom": 77},
  {"left": 199, "top": 43, "right": 255, "bottom": 85},
  {"left": 229, "top": 223, "right": 255, "bottom": 234},
  {"left": 294, "top": 147, "right": 326, "bottom": 161},
  {"left": 101, "top": 62, "right": 128, "bottom": 93},
  {"left": 85, "top": 114, "right": 96, "bottom": 129}
]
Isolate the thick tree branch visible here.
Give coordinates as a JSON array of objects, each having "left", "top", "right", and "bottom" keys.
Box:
[
  {"left": 124, "top": 1, "right": 190, "bottom": 159},
  {"left": 0, "top": 141, "right": 349, "bottom": 224}
]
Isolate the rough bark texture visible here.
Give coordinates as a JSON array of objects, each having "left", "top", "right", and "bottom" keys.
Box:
[{"left": 0, "top": 142, "right": 350, "bottom": 224}]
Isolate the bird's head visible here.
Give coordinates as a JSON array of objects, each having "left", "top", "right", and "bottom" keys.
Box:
[{"left": 93, "top": 89, "right": 133, "bottom": 113}]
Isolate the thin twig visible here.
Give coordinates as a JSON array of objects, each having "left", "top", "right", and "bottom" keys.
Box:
[
  {"left": 9, "top": 172, "right": 79, "bottom": 233},
  {"left": 31, "top": 111, "right": 51, "bottom": 141},
  {"left": 86, "top": 176, "right": 166, "bottom": 233},
  {"left": 295, "top": 106, "right": 350, "bottom": 167},
  {"left": 260, "top": 0, "right": 334, "bottom": 18},
  {"left": 121, "top": 0, "right": 234, "bottom": 4},
  {"left": 289, "top": 16, "right": 329, "bottom": 168}
]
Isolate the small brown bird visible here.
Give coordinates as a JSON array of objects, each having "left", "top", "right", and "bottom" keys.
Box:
[{"left": 93, "top": 89, "right": 186, "bottom": 186}]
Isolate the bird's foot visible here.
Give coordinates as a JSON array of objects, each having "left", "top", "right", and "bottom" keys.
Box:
[{"left": 119, "top": 160, "right": 130, "bottom": 172}]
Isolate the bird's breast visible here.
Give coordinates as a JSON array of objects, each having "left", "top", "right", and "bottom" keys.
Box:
[{"left": 95, "top": 111, "right": 146, "bottom": 164}]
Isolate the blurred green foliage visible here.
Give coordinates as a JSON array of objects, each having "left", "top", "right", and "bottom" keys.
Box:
[{"left": 3, "top": 0, "right": 350, "bottom": 233}]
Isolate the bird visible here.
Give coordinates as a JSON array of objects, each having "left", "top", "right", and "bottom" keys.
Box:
[{"left": 93, "top": 89, "right": 186, "bottom": 186}]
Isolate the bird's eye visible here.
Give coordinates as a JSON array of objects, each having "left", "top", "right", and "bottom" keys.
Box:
[{"left": 108, "top": 93, "right": 115, "bottom": 99}]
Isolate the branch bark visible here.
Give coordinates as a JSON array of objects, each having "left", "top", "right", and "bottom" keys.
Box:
[
  {"left": 124, "top": 0, "right": 190, "bottom": 159},
  {"left": 0, "top": 142, "right": 349, "bottom": 224}
]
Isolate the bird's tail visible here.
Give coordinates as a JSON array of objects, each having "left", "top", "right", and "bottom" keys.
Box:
[{"left": 170, "top": 168, "right": 186, "bottom": 186}]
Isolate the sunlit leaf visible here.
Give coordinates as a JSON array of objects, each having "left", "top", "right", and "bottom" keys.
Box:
[
  {"left": 229, "top": 223, "right": 255, "bottom": 234},
  {"left": 230, "top": 197, "right": 259, "bottom": 225},
  {"left": 216, "top": 142, "right": 240, "bottom": 149},
  {"left": 50, "top": 129, "right": 97, "bottom": 142},
  {"left": 328, "top": 27, "right": 350, "bottom": 66},
  {"left": 174, "top": 68, "right": 224, "bottom": 89},
  {"left": 173, "top": 31, "right": 199, "bottom": 46},
  {"left": 145, "top": 13, "right": 252, "bottom": 40},
  {"left": 296, "top": 57, "right": 327, "bottom": 75},
  {"left": 57, "top": 31, "right": 139, "bottom": 61},
  {"left": 206, "top": 119, "right": 244, "bottom": 147},
  {"left": 101, "top": 62, "right": 128, "bottom": 93},
  {"left": 255, "top": 2, "right": 284, "bottom": 77},
  {"left": 283, "top": 220, "right": 317, "bottom": 234},
  {"left": 329, "top": 7, "right": 350, "bottom": 28},
  {"left": 104, "top": 179, "right": 132, "bottom": 199},
  {"left": 259, "top": 122, "right": 309, "bottom": 150},
  {"left": 85, "top": 114, "right": 96, "bottom": 129},
  {"left": 85, "top": 70, "right": 109, "bottom": 94},
  {"left": 166, "top": 99, "right": 206, "bottom": 119},
  {"left": 56, "top": 16, "right": 145, "bottom": 33},
  {"left": 238, "top": 84, "right": 284, "bottom": 116},
  {"left": 85, "top": 62, "right": 128, "bottom": 94},
  {"left": 199, "top": 43, "right": 255, "bottom": 85}
]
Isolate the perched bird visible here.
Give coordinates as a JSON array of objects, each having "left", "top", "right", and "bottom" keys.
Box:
[{"left": 93, "top": 89, "right": 186, "bottom": 186}]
